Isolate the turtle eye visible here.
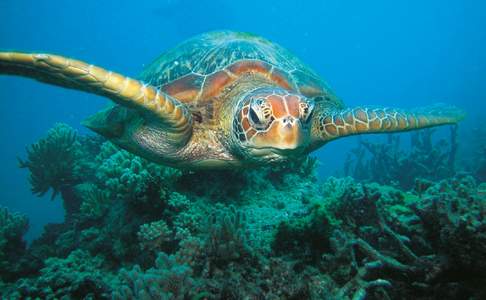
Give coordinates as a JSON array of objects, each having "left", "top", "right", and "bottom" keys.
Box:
[
  {"left": 249, "top": 98, "right": 273, "bottom": 130},
  {"left": 249, "top": 107, "right": 260, "bottom": 124},
  {"left": 299, "top": 100, "right": 315, "bottom": 123}
]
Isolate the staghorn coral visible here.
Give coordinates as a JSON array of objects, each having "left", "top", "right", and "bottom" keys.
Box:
[{"left": 18, "top": 123, "right": 82, "bottom": 199}]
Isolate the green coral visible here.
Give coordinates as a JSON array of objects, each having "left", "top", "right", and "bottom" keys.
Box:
[
  {"left": 272, "top": 203, "right": 332, "bottom": 258},
  {"left": 95, "top": 141, "right": 180, "bottom": 203},
  {"left": 77, "top": 183, "right": 111, "bottom": 220},
  {"left": 344, "top": 128, "right": 458, "bottom": 189},
  {"left": 4, "top": 249, "right": 113, "bottom": 299},
  {"left": 6, "top": 123, "right": 486, "bottom": 299},
  {"left": 171, "top": 196, "right": 210, "bottom": 240},
  {"left": 204, "top": 205, "right": 251, "bottom": 264},
  {"left": 411, "top": 174, "right": 486, "bottom": 272},
  {"left": 113, "top": 252, "right": 201, "bottom": 300},
  {"left": 137, "top": 219, "right": 173, "bottom": 251},
  {"left": 167, "top": 191, "right": 190, "bottom": 212},
  {"left": 0, "top": 206, "right": 28, "bottom": 281},
  {"left": 18, "top": 123, "right": 82, "bottom": 199}
]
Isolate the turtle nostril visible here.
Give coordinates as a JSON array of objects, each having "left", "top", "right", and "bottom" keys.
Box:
[
  {"left": 282, "top": 117, "right": 296, "bottom": 128},
  {"left": 283, "top": 117, "right": 294, "bottom": 124}
]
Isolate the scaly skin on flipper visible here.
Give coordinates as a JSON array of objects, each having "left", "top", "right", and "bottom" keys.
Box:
[
  {"left": 311, "top": 104, "right": 465, "bottom": 147},
  {"left": 0, "top": 52, "right": 192, "bottom": 148}
]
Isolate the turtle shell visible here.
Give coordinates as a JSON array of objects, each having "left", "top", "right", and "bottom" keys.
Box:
[{"left": 139, "top": 31, "right": 343, "bottom": 111}]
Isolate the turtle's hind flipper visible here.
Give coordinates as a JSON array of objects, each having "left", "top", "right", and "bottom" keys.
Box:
[
  {"left": 313, "top": 103, "right": 465, "bottom": 142},
  {"left": 0, "top": 52, "right": 192, "bottom": 147}
]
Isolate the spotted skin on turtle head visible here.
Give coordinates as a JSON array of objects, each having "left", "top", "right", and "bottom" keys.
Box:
[{"left": 234, "top": 88, "right": 315, "bottom": 153}]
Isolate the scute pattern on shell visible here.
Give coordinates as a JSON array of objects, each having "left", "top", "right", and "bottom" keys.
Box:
[{"left": 138, "top": 31, "right": 338, "bottom": 104}]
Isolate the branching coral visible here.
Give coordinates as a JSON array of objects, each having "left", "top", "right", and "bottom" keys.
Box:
[
  {"left": 0, "top": 206, "right": 28, "bottom": 281},
  {"left": 204, "top": 205, "right": 251, "bottom": 265},
  {"left": 410, "top": 174, "right": 486, "bottom": 275},
  {"left": 18, "top": 123, "right": 82, "bottom": 199},
  {"left": 5, "top": 249, "right": 112, "bottom": 299},
  {"left": 77, "top": 183, "right": 111, "bottom": 220},
  {"left": 113, "top": 252, "right": 201, "bottom": 300},
  {"left": 95, "top": 141, "right": 180, "bottom": 204},
  {"left": 5, "top": 123, "right": 486, "bottom": 299},
  {"left": 137, "top": 219, "right": 173, "bottom": 252},
  {"left": 272, "top": 175, "right": 486, "bottom": 299},
  {"left": 272, "top": 203, "right": 332, "bottom": 258},
  {"left": 344, "top": 127, "right": 458, "bottom": 189},
  {"left": 174, "top": 155, "right": 319, "bottom": 203},
  {"left": 265, "top": 155, "right": 319, "bottom": 184}
]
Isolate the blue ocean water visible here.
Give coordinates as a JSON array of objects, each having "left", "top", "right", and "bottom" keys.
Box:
[{"left": 0, "top": 0, "right": 485, "bottom": 263}]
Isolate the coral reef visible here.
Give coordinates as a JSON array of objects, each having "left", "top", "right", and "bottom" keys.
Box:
[
  {"left": 411, "top": 174, "right": 486, "bottom": 275},
  {"left": 273, "top": 175, "right": 486, "bottom": 299},
  {"left": 77, "top": 183, "right": 111, "bottom": 220},
  {"left": 2, "top": 124, "right": 486, "bottom": 299},
  {"left": 204, "top": 206, "right": 251, "bottom": 264},
  {"left": 4, "top": 249, "right": 113, "bottom": 299},
  {"left": 18, "top": 123, "right": 82, "bottom": 200},
  {"left": 137, "top": 219, "right": 173, "bottom": 252},
  {"left": 0, "top": 207, "right": 28, "bottom": 281},
  {"left": 95, "top": 141, "right": 181, "bottom": 204},
  {"left": 113, "top": 252, "right": 201, "bottom": 300},
  {"left": 344, "top": 127, "right": 458, "bottom": 189},
  {"left": 471, "top": 125, "right": 486, "bottom": 181}
]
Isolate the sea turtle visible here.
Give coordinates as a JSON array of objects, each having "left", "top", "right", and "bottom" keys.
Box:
[{"left": 0, "top": 31, "right": 464, "bottom": 169}]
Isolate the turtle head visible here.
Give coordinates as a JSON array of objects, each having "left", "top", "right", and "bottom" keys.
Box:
[{"left": 232, "top": 88, "right": 315, "bottom": 163}]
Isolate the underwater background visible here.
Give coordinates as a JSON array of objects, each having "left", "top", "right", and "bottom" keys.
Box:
[{"left": 0, "top": 0, "right": 485, "bottom": 299}]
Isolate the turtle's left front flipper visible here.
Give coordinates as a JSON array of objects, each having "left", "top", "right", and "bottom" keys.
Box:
[
  {"left": 312, "top": 104, "right": 465, "bottom": 143},
  {"left": 0, "top": 51, "right": 192, "bottom": 147}
]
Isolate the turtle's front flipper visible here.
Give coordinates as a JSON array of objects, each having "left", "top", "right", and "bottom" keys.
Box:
[
  {"left": 312, "top": 104, "right": 465, "bottom": 143},
  {"left": 0, "top": 52, "right": 192, "bottom": 147}
]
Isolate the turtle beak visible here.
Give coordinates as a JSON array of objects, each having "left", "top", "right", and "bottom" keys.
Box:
[
  {"left": 252, "top": 117, "right": 306, "bottom": 153},
  {"left": 276, "top": 116, "right": 303, "bottom": 150}
]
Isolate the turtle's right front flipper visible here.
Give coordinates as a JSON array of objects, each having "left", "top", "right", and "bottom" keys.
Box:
[{"left": 0, "top": 52, "right": 192, "bottom": 147}]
